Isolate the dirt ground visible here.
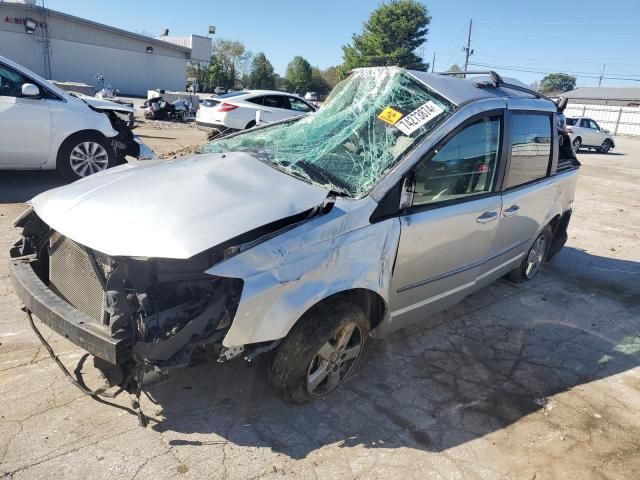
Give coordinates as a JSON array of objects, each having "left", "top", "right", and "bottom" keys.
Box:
[{"left": 0, "top": 130, "right": 638, "bottom": 480}]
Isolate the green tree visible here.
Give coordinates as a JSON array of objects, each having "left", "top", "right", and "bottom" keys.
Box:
[
  {"left": 309, "top": 67, "right": 330, "bottom": 95},
  {"left": 322, "top": 66, "right": 339, "bottom": 89},
  {"left": 286, "top": 56, "right": 313, "bottom": 94},
  {"left": 448, "top": 64, "right": 464, "bottom": 78},
  {"left": 211, "top": 39, "right": 253, "bottom": 90},
  {"left": 249, "top": 53, "right": 275, "bottom": 89},
  {"left": 540, "top": 73, "right": 576, "bottom": 94},
  {"left": 338, "top": 0, "right": 431, "bottom": 79}
]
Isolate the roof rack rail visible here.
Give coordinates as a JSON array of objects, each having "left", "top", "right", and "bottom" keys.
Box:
[{"left": 437, "top": 69, "right": 555, "bottom": 103}]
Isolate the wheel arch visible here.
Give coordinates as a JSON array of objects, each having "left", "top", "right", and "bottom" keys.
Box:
[
  {"left": 298, "top": 288, "right": 388, "bottom": 332},
  {"left": 56, "top": 129, "right": 111, "bottom": 163}
]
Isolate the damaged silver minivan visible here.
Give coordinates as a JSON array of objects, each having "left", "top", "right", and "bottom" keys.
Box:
[{"left": 10, "top": 67, "right": 579, "bottom": 404}]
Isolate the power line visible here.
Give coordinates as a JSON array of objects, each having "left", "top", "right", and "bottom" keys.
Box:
[
  {"left": 470, "top": 61, "right": 640, "bottom": 78},
  {"left": 468, "top": 62, "right": 640, "bottom": 82},
  {"left": 476, "top": 20, "right": 640, "bottom": 26},
  {"left": 472, "top": 53, "right": 640, "bottom": 69},
  {"left": 476, "top": 30, "right": 640, "bottom": 38}
]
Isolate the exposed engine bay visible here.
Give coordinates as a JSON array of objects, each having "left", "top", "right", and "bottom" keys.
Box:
[{"left": 11, "top": 208, "right": 248, "bottom": 393}]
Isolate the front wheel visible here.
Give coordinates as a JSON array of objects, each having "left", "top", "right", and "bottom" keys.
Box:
[
  {"left": 507, "top": 225, "right": 553, "bottom": 283},
  {"left": 57, "top": 133, "right": 115, "bottom": 182},
  {"left": 572, "top": 137, "right": 582, "bottom": 152},
  {"left": 599, "top": 139, "right": 612, "bottom": 153},
  {"left": 269, "top": 299, "right": 369, "bottom": 403}
]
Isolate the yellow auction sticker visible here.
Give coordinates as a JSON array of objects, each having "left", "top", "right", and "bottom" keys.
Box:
[{"left": 377, "top": 107, "right": 403, "bottom": 125}]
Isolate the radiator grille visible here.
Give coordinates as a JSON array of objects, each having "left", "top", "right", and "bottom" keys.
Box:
[{"left": 49, "top": 233, "right": 107, "bottom": 323}]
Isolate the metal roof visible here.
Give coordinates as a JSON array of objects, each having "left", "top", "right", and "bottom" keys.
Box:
[
  {"left": 0, "top": 1, "right": 191, "bottom": 52},
  {"left": 562, "top": 87, "right": 640, "bottom": 101}
]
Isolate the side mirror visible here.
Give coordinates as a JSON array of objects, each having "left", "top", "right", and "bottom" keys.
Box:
[{"left": 21, "top": 83, "right": 40, "bottom": 97}]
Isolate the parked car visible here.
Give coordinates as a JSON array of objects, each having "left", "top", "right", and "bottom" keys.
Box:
[
  {"left": 10, "top": 67, "right": 579, "bottom": 407},
  {"left": 566, "top": 117, "right": 615, "bottom": 153},
  {"left": 214, "top": 86, "right": 226, "bottom": 95},
  {"left": 304, "top": 91, "right": 318, "bottom": 101},
  {"left": 0, "top": 55, "right": 153, "bottom": 181},
  {"left": 196, "top": 90, "right": 317, "bottom": 132}
]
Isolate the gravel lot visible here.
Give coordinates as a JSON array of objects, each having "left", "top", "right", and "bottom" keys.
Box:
[{"left": 0, "top": 133, "right": 638, "bottom": 480}]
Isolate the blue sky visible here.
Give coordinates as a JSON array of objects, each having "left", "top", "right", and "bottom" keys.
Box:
[{"left": 50, "top": 0, "right": 640, "bottom": 87}]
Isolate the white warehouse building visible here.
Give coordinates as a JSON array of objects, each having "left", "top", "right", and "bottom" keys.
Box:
[{"left": 0, "top": 0, "right": 211, "bottom": 95}]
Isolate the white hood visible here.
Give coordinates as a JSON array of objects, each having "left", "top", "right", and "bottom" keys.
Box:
[
  {"left": 76, "top": 94, "right": 134, "bottom": 114},
  {"left": 31, "top": 153, "right": 330, "bottom": 259}
]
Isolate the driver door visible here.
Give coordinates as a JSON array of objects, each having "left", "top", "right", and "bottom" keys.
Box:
[
  {"left": 389, "top": 114, "right": 504, "bottom": 330},
  {"left": 0, "top": 62, "right": 51, "bottom": 167}
]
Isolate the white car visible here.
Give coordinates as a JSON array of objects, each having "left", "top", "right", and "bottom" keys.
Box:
[
  {"left": 0, "top": 55, "right": 153, "bottom": 181},
  {"left": 566, "top": 117, "right": 615, "bottom": 153},
  {"left": 196, "top": 90, "right": 316, "bottom": 132}
]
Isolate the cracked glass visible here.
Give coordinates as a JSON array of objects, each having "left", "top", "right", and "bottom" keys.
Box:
[{"left": 201, "top": 67, "right": 455, "bottom": 198}]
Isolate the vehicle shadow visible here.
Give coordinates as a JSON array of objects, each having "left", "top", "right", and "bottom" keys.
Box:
[
  {"left": 0, "top": 171, "right": 65, "bottom": 204},
  {"left": 577, "top": 150, "right": 625, "bottom": 156},
  {"left": 145, "top": 247, "right": 640, "bottom": 458}
]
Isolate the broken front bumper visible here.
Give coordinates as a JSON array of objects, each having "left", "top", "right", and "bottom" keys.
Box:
[{"left": 9, "top": 257, "right": 131, "bottom": 365}]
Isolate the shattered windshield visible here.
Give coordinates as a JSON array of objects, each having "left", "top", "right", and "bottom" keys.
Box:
[{"left": 201, "top": 67, "right": 455, "bottom": 198}]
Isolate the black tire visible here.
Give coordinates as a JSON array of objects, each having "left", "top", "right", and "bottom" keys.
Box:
[
  {"left": 245, "top": 120, "right": 256, "bottom": 130},
  {"left": 572, "top": 137, "right": 581, "bottom": 152},
  {"left": 507, "top": 224, "right": 553, "bottom": 283},
  {"left": 269, "top": 299, "right": 370, "bottom": 404},
  {"left": 56, "top": 132, "right": 116, "bottom": 182},
  {"left": 599, "top": 139, "right": 612, "bottom": 153}
]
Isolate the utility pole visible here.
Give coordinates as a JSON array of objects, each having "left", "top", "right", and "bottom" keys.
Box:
[
  {"left": 462, "top": 18, "right": 474, "bottom": 78},
  {"left": 431, "top": 51, "right": 436, "bottom": 73},
  {"left": 598, "top": 64, "right": 606, "bottom": 87}
]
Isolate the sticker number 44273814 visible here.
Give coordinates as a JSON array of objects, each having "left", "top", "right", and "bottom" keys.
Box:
[{"left": 395, "top": 101, "right": 445, "bottom": 136}]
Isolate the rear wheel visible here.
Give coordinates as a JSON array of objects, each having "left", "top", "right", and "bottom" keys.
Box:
[
  {"left": 507, "top": 225, "right": 553, "bottom": 283},
  {"left": 599, "top": 139, "right": 612, "bottom": 153},
  {"left": 269, "top": 299, "right": 369, "bottom": 403},
  {"left": 572, "top": 137, "right": 582, "bottom": 152},
  {"left": 244, "top": 120, "right": 256, "bottom": 130},
  {"left": 57, "top": 132, "right": 115, "bottom": 182}
]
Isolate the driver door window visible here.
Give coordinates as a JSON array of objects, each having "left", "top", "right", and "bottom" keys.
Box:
[
  {"left": 0, "top": 64, "right": 32, "bottom": 97},
  {"left": 413, "top": 116, "right": 501, "bottom": 206}
]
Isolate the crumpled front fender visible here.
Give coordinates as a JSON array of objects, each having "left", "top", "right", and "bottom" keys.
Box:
[{"left": 207, "top": 203, "right": 400, "bottom": 348}]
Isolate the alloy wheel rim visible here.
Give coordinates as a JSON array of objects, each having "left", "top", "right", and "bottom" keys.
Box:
[
  {"left": 306, "top": 322, "right": 364, "bottom": 397},
  {"left": 573, "top": 139, "right": 581, "bottom": 151},
  {"left": 525, "top": 234, "right": 547, "bottom": 279},
  {"left": 602, "top": 142, "right": 610, "bottom": 152},
  {"left": 69, "top": 142, "right": 109, "bottom": 177}
]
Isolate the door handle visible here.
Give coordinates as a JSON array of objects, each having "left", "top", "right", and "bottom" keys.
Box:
[
  {"left": 503, "top": 205, "right": 520, "bottom": 217},
  {"left": 476, "top": 211, "right": 498, "bottom": 223}
]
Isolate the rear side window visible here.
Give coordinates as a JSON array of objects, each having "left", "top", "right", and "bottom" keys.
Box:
[
  {"left": 263, "top": 95, "right": 287, "bottom": 109},
  {"left": 202, "top": 99, "right": 219, "bottom": 108},
  {"left": 505, "top": 113, "right": 552, "bottom": 189},
  {"left": 246, "top": 96, "right": 264, "bottom": 106}
]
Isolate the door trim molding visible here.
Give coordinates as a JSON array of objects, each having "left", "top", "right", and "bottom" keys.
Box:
[
  {"left": 391, "top": 253, "right": 525, "bottom": 317},
  {"left": 396, "top": 236, "right": 530, "bottom": 293}
]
